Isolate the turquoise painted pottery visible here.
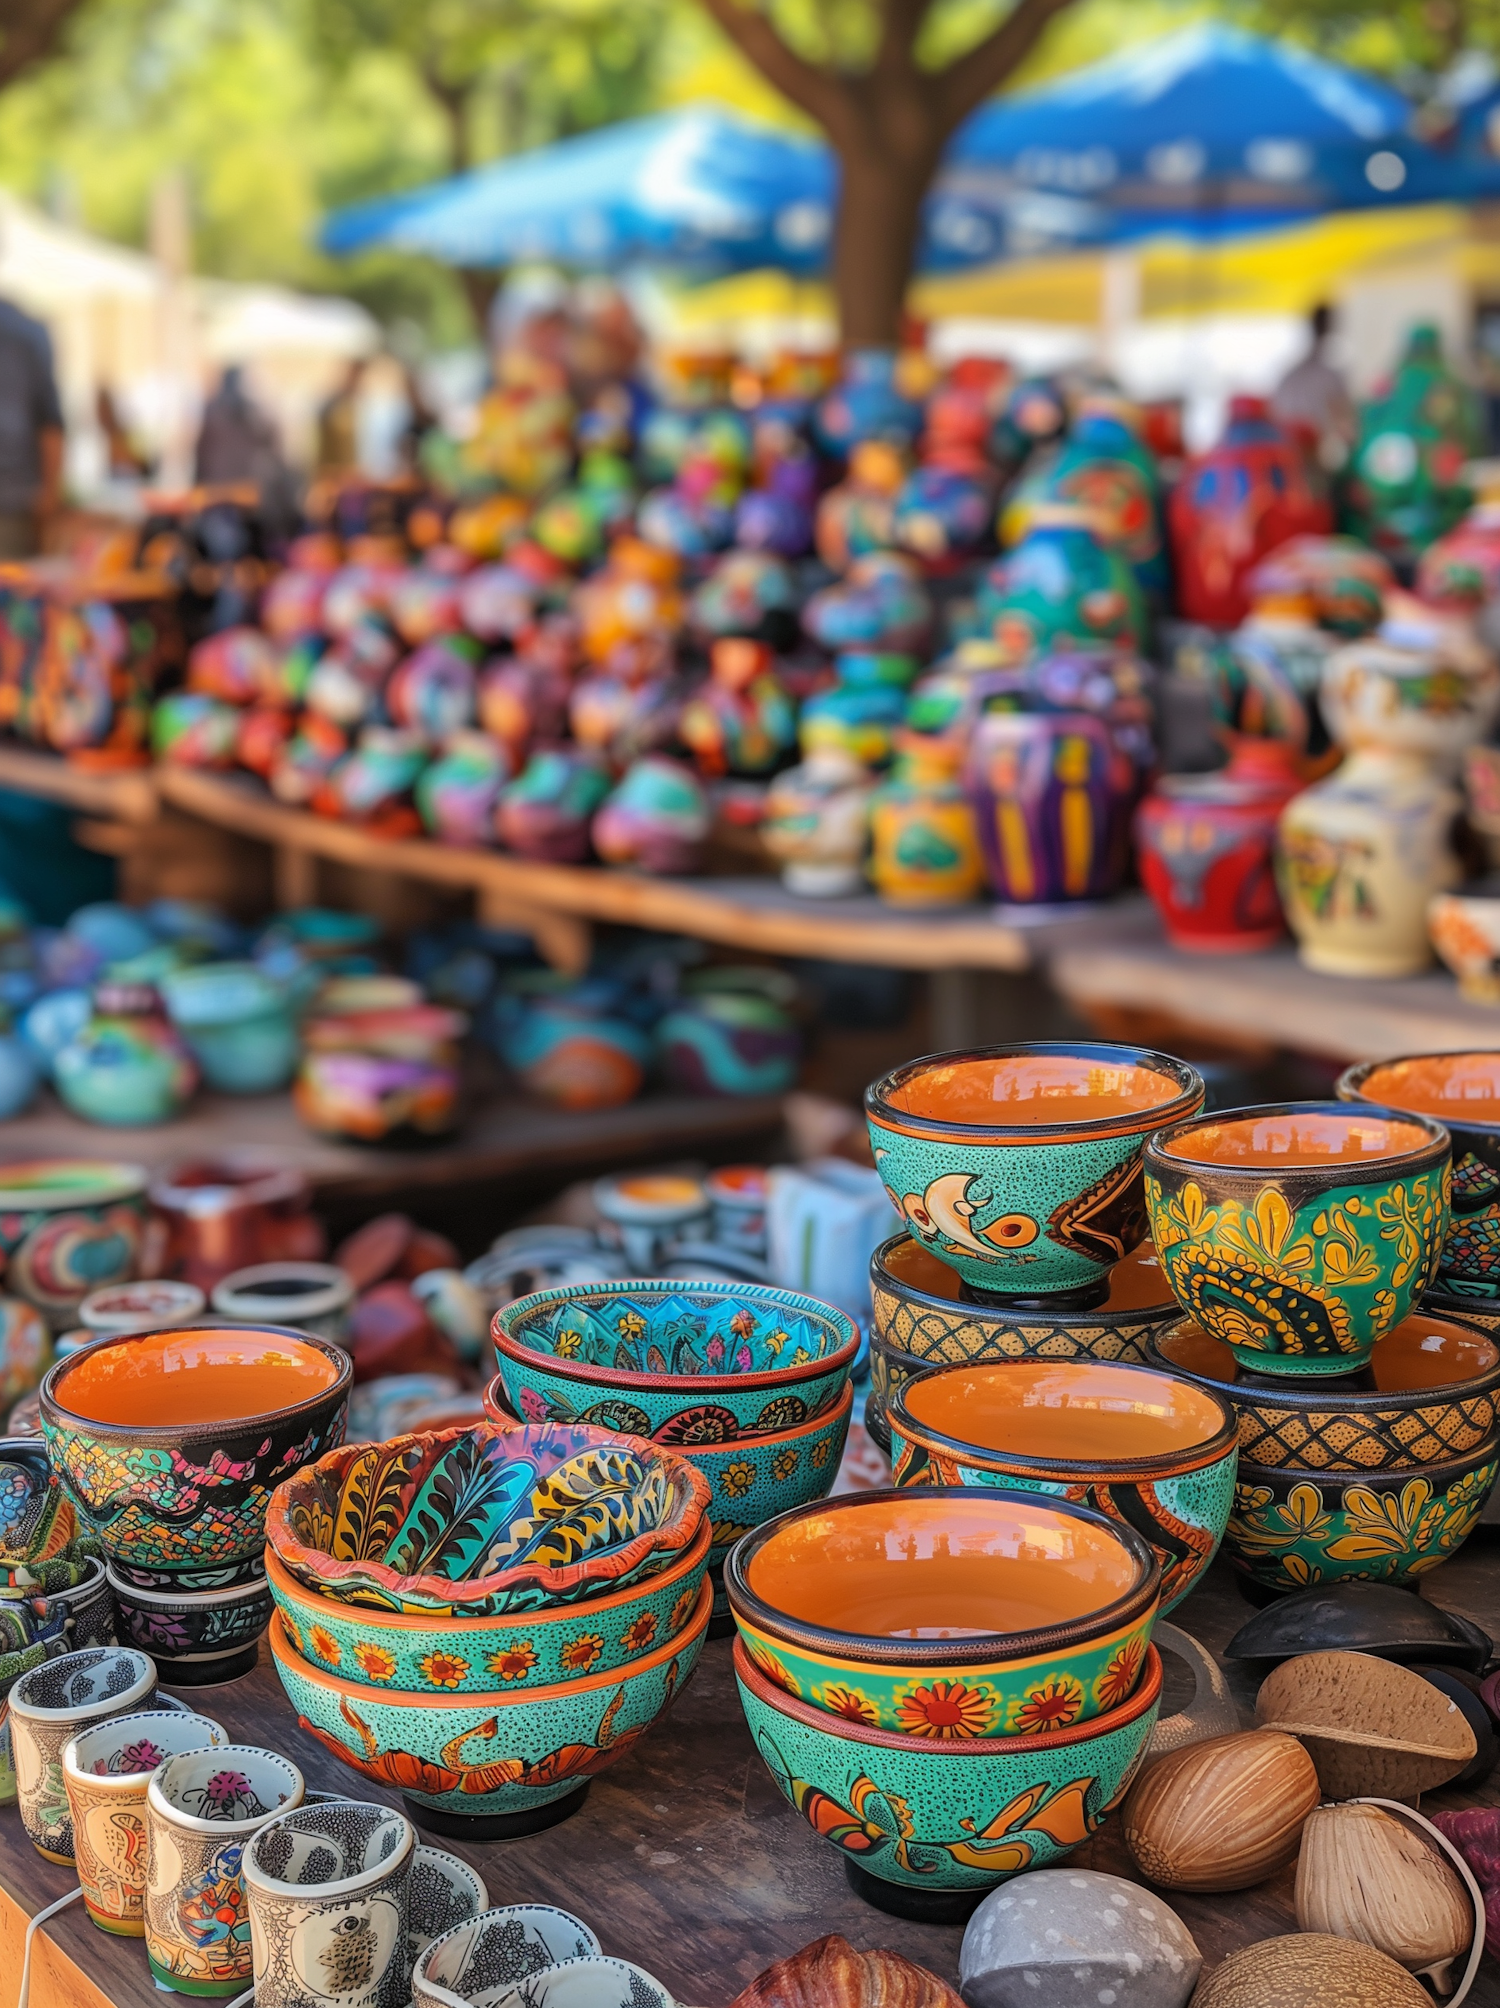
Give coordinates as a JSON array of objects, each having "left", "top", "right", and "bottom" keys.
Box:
[
  {"left": 726, "top": 1487, "right": 1159, "bottom": 1740},
  {"left": 1144, "top": 1101, "right": 1451, "bottom": 1376},
  {"left": 655, "top": 990, "right": 801, "bottom": 1098},
  {"left": 1223, "top": 1435, "right": 1498, "bottom": 1593},
  {"left": 263, "top": 1421, "right": 710, "bottom": 1616},
  {"left": 40, "top": 1323, "right": 351, "bottom": 1576},
  {"left": 692, "top": 1384, "right": 853, "bottom": 1608},
  {"left": 734, "top": 1632, "right": 1162, "bottom": 1921},
  {"left": 159, "top": 962, "right": 299, "bottom": 1095},
  {"left": 491, "top": 1280, "right": 858, "bottom": 1443},
  {"left": 263, "top": 1515, "right": 711, "bottom": 1694},
  {"left": 269, "top": 1575, "right": 711, "bottom": 1838},
  {"left": 53, "top": 982, "right": 198, "bottom": 1126},
  {"left": 865, "top": 1043, "right": 1204, "bottom": 1302},
  {"left": 887, "top": 1359, "right": 1237, "bottom": 1614}
]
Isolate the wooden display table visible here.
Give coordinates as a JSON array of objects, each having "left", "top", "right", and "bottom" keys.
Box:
[{"left": 2, "top": 1550, "right": 1498, "bottom": 2008}]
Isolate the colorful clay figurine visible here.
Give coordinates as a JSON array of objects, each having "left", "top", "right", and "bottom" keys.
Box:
[
  {"left": 1006, "top": 401, "right": 1167, "bottom": 599},
  {"left": 316, "top": 727, "right": 428, "bottom": 830},
  {"left": 53, "top": 982, "right": 198, "bottom": 1126},
  {"left": 869, "top": 734, "right": 984, "bottom": 907},
  {"left": 814, "top": 441, "right": 905, "bottom": 572},
  {"left": 592, "top": 756, "right": 710, "bottom": 875},
  {"left": 690, "top": 552, "right": 798, "bottom": 644},
  {"left": 1348, "top": 324, "right": 1482, "bottom": 564},
  {"left": 679, "top": 639, "right": 796, "bottom": 777},
  {"left": 966, "top": 708, "right": 1138, "bottom": 906},
  {"left": 799, "top": 652, "right": 915, "bottom": 769},
  {"left": 495, "top": 749, "right": 611, "bottom": 863},
  {"left": 816, "top": 350, "right": 924, "bottom": 455},
  {"left": 386, "top": 637, "right": 480, "bottom": 738},
  {"left": 416, "top": 732, "right": 513, "bottom": 846},
  {"left": 761, "top": 748, "right": 874, "bottom": 896},
  {"left": 977, "top": 511, "right": 1146, "bottom": 664},
  {"left": 1418, "top": 471, "right": 1500, "bottom": 608}
]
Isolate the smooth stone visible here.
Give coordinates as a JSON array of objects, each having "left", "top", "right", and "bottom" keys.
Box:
[{"left": 959, "top": 1868, "right": 1201, "bottom": 2008}]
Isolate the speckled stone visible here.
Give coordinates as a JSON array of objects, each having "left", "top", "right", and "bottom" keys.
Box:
[{"left": 959, "top": 1869, "right": 1200, "bottom": 2008}]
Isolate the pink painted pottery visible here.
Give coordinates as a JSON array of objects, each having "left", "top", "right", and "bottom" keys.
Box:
[{"left": 591, "top": 756, "right": 710, "bottom": 875}]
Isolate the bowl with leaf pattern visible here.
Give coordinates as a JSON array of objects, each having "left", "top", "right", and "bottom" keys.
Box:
[
  {"left": 263, "top": 1421, "right": 710, "bottom": 1616},
  {"left": 491, "top": 1281, "right": 859, "bottom": 1445}
]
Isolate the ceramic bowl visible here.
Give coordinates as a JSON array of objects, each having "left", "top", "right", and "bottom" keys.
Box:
[
  {"left": 734, "top": 1633, "right": 1163, "bottom": 1921},
  {"left": 1223, "top": 1434, "right": 1499, "bottom": 1593},
  {"left": 0, "top": 1161, "right": 149, "bottom": 1321},
  {"left": 106, "top": 1563, "right": 273, "bottom": 1684},
  {"left": 888, "top": 1358, "right": 1237, "bottom": 1614},
  {"left": 80, "top": 1280, "right": 207, "bottom": 1336},
  {"left": 1144, "top": 1101, "right": 1451, "bottom": 1376},
  {"left": 1149, "top": 1308, "right": 1500, "bottom": 1472},
  {"left": 1339, "top": 1051, "right": 1500, "bottom": 1302},
  {"left": 485, "top": 1960, "right": 675, "bottom": 2008},
  {"left": 491, "top": 1280, "right": 858, "bottom": 1443},
  {"left": 865, "top": 1043, "right": 1204, "bottom": 1301},
  {"left": 265, "top": 1421, "right": 710, "bottom": 1618},
  {"left": 868, "top": 1234, "right": 1181, "bottom": 1453},
  {"left": 726, "top": 1487, "right": 1159, "bottom": 1739},
  {"left": 210, "top": 1262, "right": 354, "bottom": 1341},
  {"left": 0, "top": 1434, "right": 84, "bottom": 1576},
  {"left": 268, "top": 1575, "right": 712, "bottom": 1839},
  {"left": 413, "top": 1904, "right": 599, "bottom": 2008},
  {"left": 265, "top": 1516, "right": 711, "bottom": 1694},
  {"left": 40, "top": 1324, "right": 351, "bottom": 1575},
  {"left": 687, "top": 1383, "right": 853, "bottom": 1591}
]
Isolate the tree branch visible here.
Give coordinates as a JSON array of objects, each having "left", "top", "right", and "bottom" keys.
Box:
[
  {"left": 695, "top": 0, "right": 853, "bottom": 137},
  {"left": 0, "top": 0, "right": 86, "bottom": 93},
  {"left": 873, "top": 0, "right": 932, "bottom": 80},
  {"left": 934, "top": 0, "right": 1073, "bottom": 133}
]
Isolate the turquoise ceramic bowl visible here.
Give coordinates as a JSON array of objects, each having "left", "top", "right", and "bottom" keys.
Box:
[
  {"left": 865, "top": 1044, "right": 1203, "bottom": 1300},
  {"left": 691, "top": 1383, "right": 853, "bottom": 1574},
  {"left": 264, "top": 1421, "right": 710, "bottom": 1616},
  {"left": 264, "top": 1516, "right": 712, "bottom": 1693},
  {"left": 492, "top": 1280, "right": 858, "bottom": 1444},
  {"left": 269, "top": 1577, "right": 712, "bottom": 1836},
  {"left": 734, "top": 1633, "right": 1162, "bottom": 1918}
]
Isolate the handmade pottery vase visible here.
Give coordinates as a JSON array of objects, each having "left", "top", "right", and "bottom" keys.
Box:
[
  {"left": 1340, "top": 1051, "right": 1500, "bottom": 1300},
  {"left": 265, "top": 1518, "right": 711, "bottom": 1696},
  {"left": 264, "top": 1421, "right": 709, "bottom": 1616},
  {"left": 9, "top": 1645, "right": 156, "bottom": 1862},
  {"left": 62, "top": 1708, "right": 229, "bottom": 1936},
  {"left": 412, "top": 1904, "right": 599, "bottom": 2008},
  {"left": 965, "top": 709, "right": 1138, "bottom": 906},
  {"left": 492, "top": 974, "right": 650, "bottom": 1112},
  {"left": 145, "top": 1744, "right": 306, "bottom": 1997},
  {"left": 161, "top": 962, "right": 299, "bottom": 1095},
  {"left": 107, "top": 1564, "right": 274, "bottom": 1684},
  {"left": 760, "top": 748, "right": 874, "bottom": 897},
  {"left": 1427, "top": 891, "right": 1500, "bottom": 1001},
  {"left": 1135, "top": 740, "right": 1303, "bottom": 953},
  {"left": 40, "top": 1323, "right": 351, "bottom": 1575},
  {"left": 654, "top": 985, "right": 800, "bottom": 1098},
  {"left": 866, "top": 1043, "right": 1204, "bottom": 1302},
  {"left": 243, "top": 1799, "right": 416, "bottom": 2008},
  {"left": 799, "top": 652, "right": 914, "bottom": 769},
  {"left": 870, "top": 735, "right": 984, "bottom": 907},
  {"left": 0, "top": 1160, "right": 148, "bottom": 1323},
  {"left": 889, "top": 1360, "right": 1237, "bottom": 1613},
  {"left": 1006, "top": 404, "right": 1166, "bottom": 599},
  {"left": 296, "top": 1002, "right": 465, "bottom": 1143},
  {"left": 416, "top": 733, "right": 513, "bottom": 846},
  {"left": 1348, "top": 324, "right": 1480, "bottom": 564},
  {"left": 678, "top": 638, "right": 797, "bottom": 778},
  {"left": 1144, "top": 1103, "right": 1450, "bottom": 1375},
  {"left": 735, "top": 1633, "right": 1162, "bottom": 1922},
  {"left": 893, "top": 463, "right": 993, "bottom": 566},
  {"left": 54, "top": 982, "right": 198, "bottom": 1126},
  {"left": 727, "top": 1487, "right": 1160, "bottom": 1737},
  {"left": 268, "top": 1580, "right": 710, "bottom": 1839},
  {"left": 317, "top": 728, "right": 428, "bottom": 830},
  {"left": 1320, "top": 617, "right": 1500, "bottom": 777},
  {"left": 817, "top": 351, "right": 924, "bottom": 456},
  {"left": 977, "top": 513, "right": 1146, "bottom": 665},
  {"left": 492, "top": 1279, "right": 857, "bottom": 1445},
  {"left": 495, "top": 749, "right": 612, "bottom": 863},
  {"left": 1224, "top": 591, "right": 1337, "bottom": 754},
  {"left": 209, "top": 1262, "right": 353, "bottom": 1340},
  {"left": 591, "top": 756, "right": 710, "bottom": 875}
]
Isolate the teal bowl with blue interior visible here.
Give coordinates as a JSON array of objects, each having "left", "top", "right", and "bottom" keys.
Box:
[
  {"left": 734, "top": 1631, "right": 1162, "bottom": 1923},
  {"left": 491, "top": 1280, "right": 859, "bottom": 1444},
  {"left": 865, "top": 1044, "right": 1204, "bottom": 1305},
  {"left": 269, "top": 1576, "right": 712, "bottom": 1839},
  {"left": 160, "top": 962, "right": 299, "bottom": 1095}
]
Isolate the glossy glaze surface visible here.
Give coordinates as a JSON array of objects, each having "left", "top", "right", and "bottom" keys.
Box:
[
  {"left": 889, "top": 1054, "right": 1183, "bottom": 1127},
  {"left": 56, "top": 1328, "right": 340, "bottom": 1427},
  {"left": 899, "top": 1360, "right": 1227, "bottom": 1463},
  {"left": 1160, "top": 1109, "right": 1434, "bottom": 1167},
  {"left": 1358, "top": 1052, "right": 1500, "bottom": 1122}
]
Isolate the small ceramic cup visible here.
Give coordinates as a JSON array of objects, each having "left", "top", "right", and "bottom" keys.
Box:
[
  {"left": 488, "top": 1959, "right": 675, "bottom": 2008},
  {"left": 9, "top": 1645, "right": 155, "bottom": 1862},
  {"left": 80, "top": 1280, "right": 208, "bottom": 1336},
  {"left": 408, "top": 1847, "right": 488, "bottom": 1967},
  {"left": 62, "top": 1708, "right": 229, "bottom": 1937},
  {"left": 210, "top": 1262, "right": 355, "bottom": 1340},
  {"left": 413, "top": 1905, "right": 602, "bottom": 2008},
  {"left": 244, "top": 1799, "right": 416, "bottom": 2008},
  {"left": 145, "top": 1743, "right": 306, "bottom": 1997}
]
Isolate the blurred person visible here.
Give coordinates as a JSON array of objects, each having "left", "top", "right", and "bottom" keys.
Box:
[
  {"left": 0, "top": 294, "right": 64, "bottom": 559},
  {"left": 195, "top": 364, "right": 286, "bottom": 489},
  {"left": 96, "top": 386, "right": 152, "bottom": 480},
  {"left": 316, "top": 357, "right": 369, "bottom": 474},
  {"left": 1273, "top": 303, "right": 1357, "bottom": 466}
]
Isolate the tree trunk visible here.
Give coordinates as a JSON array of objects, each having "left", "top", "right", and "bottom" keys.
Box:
[
  {"left": 832, "top": 135, "right": 939, "bottom": 348},
  {"left": 460, "top": 265, "right": 501, "bottom": 335}
]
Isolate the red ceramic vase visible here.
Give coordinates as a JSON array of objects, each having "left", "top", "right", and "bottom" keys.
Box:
[{"left": 1135, "top": 738, "right": 1304, "bottom": 953}]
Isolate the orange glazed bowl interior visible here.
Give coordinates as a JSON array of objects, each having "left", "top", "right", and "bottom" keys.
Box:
[
  {"left": 1159, "top": 1108, "right": 1435, "bottom": 1168},
  {"left": 887, "top": 1052, "right": 1185, "bottom": 1128},
  {"left": 1352, "top": 1052, "right": 1500, "bottom": 1124},
  {"left": 742, "top": 1490, "right": 1147, "bottom": 1640},
  {"left": 899, "top": 1360, "right": 1230, "bottom": 1465},
  {"left": 53, "top": 1326, "right": 342, "bottom": 1428}
]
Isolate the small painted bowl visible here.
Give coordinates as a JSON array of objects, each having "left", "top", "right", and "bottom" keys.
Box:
[
  {"left": 487, "top": 1960, "right": 675, "bottom": 2008},
  {"left": 0, "top": 1160, "right": 149, "bottom": 1321},
  {"left": 868, "top": 1234, "right": 1180, "bottom": 1453},
  {"left": 726, "top": 1487, "right": 1159, "bottom": 1739},
  {"left": 264, "top": 1517, "right": 712, "bottom": 1694},
  {"left": 1144, "top": 1101, "right": 1451, "bottom": 1376},
  {"left": 106, "top": 1563, "right": 273, "bottom": 1685},
  {"left": 1223, "top": 1435, "right": 1499, "bottom": 1593},
  {"left": 265, "top": 1421, "right": 710, "bottom": 1617},
  {"left": 268, "top": 1576, "right": 712, "bottom": 1838},
  {"left": 39, "top": 1324, "right": 351, "bottom": 1575},
  {"left": 687, "top": 1382, "right": 853, "bottom": 1580},
  {"left": 865, "top": 1042, "right": 1204, "bottom": 1301},
  {"left": 491, "top": 1280, "right": 858, "bottom": 1444},
  {"left": 1149, "top": 1309, "right": 1500, "bottom": 1472},
  {"left": 1339, "top": 1052, "right": 1500, "bottom": 1301},
  {"left": 413, "top": 1904, "right": 600, "bottom": 2008},
  {"left": 734, "top": 1633, "right": 1163, "bottom": 1918},
  {"left": 888, "top": 1359, "right": 1237, "bottom": 1613}
]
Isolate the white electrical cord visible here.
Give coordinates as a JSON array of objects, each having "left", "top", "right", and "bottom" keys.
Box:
[{"left": 18, "top": 1886, "right": 83, "bottom": 2008}]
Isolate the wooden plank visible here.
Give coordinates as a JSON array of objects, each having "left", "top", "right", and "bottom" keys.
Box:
[{"left": 0, "top": 750, "right": 156, "bottom": 825}]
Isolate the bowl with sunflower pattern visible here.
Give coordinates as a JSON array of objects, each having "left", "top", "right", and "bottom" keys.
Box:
[
  {"left": 263, "top": 1421, "right": 710, "bottom": 1617},
  {"left": 264, "top": 1514, "right": 712, "bottom": 1694},
  {"left": 726, "top": 1488, "right": 1160, "bottom": 1742},
  {"left": 490, "top": 1280, "right": 859, "bottom": 1446}
]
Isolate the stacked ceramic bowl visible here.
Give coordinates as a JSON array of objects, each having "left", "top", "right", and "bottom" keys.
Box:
[
  {"left": 39, "top": 1323, "right": 351, "bottom": 1683},
  {"left": 724, "top": 1487, "right": 1166, "bottom": 1922},
  {"left": 488, "top": 1280, "right": 859, "bottom": 1623},
  {"left": 264, "top": 1418, "right": 713, "bottom": 1838}
]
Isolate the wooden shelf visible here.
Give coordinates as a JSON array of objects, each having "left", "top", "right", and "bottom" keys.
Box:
[{"left": 0, "top": 749, "right": 157, "bottom": 824}]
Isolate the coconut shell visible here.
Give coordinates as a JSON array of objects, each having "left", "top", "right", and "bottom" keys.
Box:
[
  {"left": 1255, "top": 1650, "right": 1476, "bottom": 1801},
  {"left": 1190, "top": 1932, "right": 1433, "bottom": 2007},
  {"left": 1123, "top": 1730, "right": 1321, "bottom": 1892},
  {"left": 728, "top": 1936, "right": 964, "bottom": 2008}
]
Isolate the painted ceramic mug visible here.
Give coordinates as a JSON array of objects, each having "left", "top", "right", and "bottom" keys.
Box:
[
  {"left": 146, "top": 1744, "right": 306, "bottom": 1997},
  {"left": 407, "top": 1848, "right": 489, "bottom": 1968},
  {"left": 866, "top": 1043, "right": 1204, "bottom": 1303},
  {"left": 9, "top": 1645, "right": 155, "bottom": 1862},
  {"left": 1144, "top": 1102, "right": 1450, "bottom": 1376},
  {"left": 479, "top": 1960, "right": 673, "bottom": 2008},
  {"left": 244, "top": 1799, "right": 416, "bottom": 2008},
  {"left": 413, "top": 1904, "right": 601, "bottom": 2008},
  {"left": 62, "top": 1708, "right": 229, "bottom": 1935}
]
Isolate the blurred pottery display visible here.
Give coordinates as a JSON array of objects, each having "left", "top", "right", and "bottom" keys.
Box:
[
  {"left": 1318, "top": 617, "right": 1500, "bottom": 775},
  {"left": 870, "top": 735, "right": 983, "bottom": 907},
  {"left": 416, "top": 731, "right": 513, "bottom": 845},
  {"left": 799, "top": 650, "right": 913, "bottom": 769},
  {"left": 655, "top": 977, "right": 800, "bottom": 1098},
  {"left": 54, "top": 982, "right": 198, "bottom": 1126},
  {"left": 761, "top": 748, "right": 874, "bottom": 897},
  {"left": 765, "top": 1159, "right": 895, "bottom": 1320},
  {"left": 592, "top": 755, "right": 710, "bottom": 875},
  {"left": 0, "top": 1160, "right": 148, "bottom": 1322},
  {"left": 1427, "top": 892, "right": 1500, "bottom": 1001},
  {"left": 593, "top": 1172, "right": 709, "bottom": 1271},
  {"left": 1224, "top": 589, "right": 1336, "bottom": 754},
  {"left": 978, "top": 513, "right": 1146, "bottom": 664},
  {"left": 1349, "top": 324, "right": 1480, "bottom": 563},
  {"left": 0, "top": 1015, "right": 39, "bottom": 1117},
  {"left": 210, "top": 1261, "right": 353, "bottom": 1339},
  {"left": 678, "top": 638, "right": 796, "bottom": 777},
  {"left": 1418, "top": 479, "right": 1500, "bottom": 608},
  {"left": 80, "top": 1280, "right": 205, "bottom": 1337},
  {"left": 296, "top": 1001, "right": 465, "bottom": 1142},
  {"left": 1144, "top": 1103, "right": 1449, "bottom": 1375},
  {"left": 493, "top": 974, "right": 650, "bottom": 1111},
  {"left": 148, "top": 1159, "right": 321, "bottom": 1292},
  {"left": 495, "top": 748, "right": 611, "bottom": 863},
  {"left": 966, "top": 709, "right": 1137, "bottom": 907},
  {"left": 1135, "top": 739, "right": 1303, "bottom": 953},
  {"left": 160, "top": 961, "right": 298, "bottom": 1095},
  {"left": 1007, "top": 402, "right": 1165, "bottom": 596},
  {"left": 9, "top": 1645, "right": 157, "bottom": 1863},
  {"left": 0, "top": 1296, "right": 50, "bottom": 1406}
]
